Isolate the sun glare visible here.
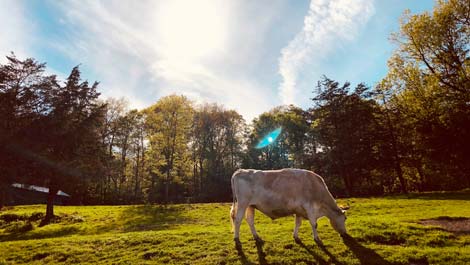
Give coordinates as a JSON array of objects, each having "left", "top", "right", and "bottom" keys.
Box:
[{"left": 156, "top": 0, "right": 228, "bottom": 60}]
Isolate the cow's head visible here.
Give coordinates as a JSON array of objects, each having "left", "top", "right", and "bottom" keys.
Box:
[{"left": 329, "top": 207, "right": 348, "bottom": 236}]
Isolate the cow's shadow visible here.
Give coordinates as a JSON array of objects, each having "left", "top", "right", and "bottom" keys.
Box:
[
  {"left": 235, "top": 239, "right": 267, "bottom": 265},
  {"left": 234, "top": 240, "right": 252, "bottom": 265},
  {"left": 255, "top": 239, "right": 268, "bottom": 265},
  {"left": 235, "top": 235, "right": 391, "bottom": 265},
  {"left": 236, "top": 238, "right": 333, "bottom": 265},
  {"left": 341, "top": 235, "right": 392, "bottom": 265},
  {"left": 295, "top": 239, "right": 339, "bottom": 265},
  {"left": 296, "top": 236, "right": 392, "bottom": 265}
]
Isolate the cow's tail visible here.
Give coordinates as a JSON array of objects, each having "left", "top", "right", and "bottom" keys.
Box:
[{"left": 230, "top": 175, "right": 237, "bottom": 232}]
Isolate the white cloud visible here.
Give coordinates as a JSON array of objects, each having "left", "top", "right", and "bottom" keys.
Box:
[
  {"left": 0, "top": 0, "right": 31, "bottom": 61},
  {"left": 278, "top": 0, "right": 375, "bottom": 105},
  {"left": 49, "top": 0, "right": 280, "bottom": 121}
]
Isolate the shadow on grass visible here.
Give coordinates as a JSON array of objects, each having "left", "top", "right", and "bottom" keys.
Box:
[
  {"left": 234, "top": 239, "right": 268, "bottom": 265},
  {"left": 0, "top": 212, "right": 82, "bottom": 242},
  {"left": 295, "top": 239, "right": 336, "bottom": 265},
  {"left": 342, "top": 234, "right": 392, "bottom": 265},
  {"left": 118, "top": 204, "right": 188, "bottom": 232},
  {"left": 0, "top": 225, "right": 80, "bottom": 242},
  {"left": 235, "top": 238, "right": 346, "bottom": 265},
  {"left": 1, "top": 204, "right": 188, "bottom": 241},
  {"left": 235, "top": 240, "right": 255, "bottom": 265},
  {"left": 383, "top": 190, "right": 470, "bottom": 201},
  {"left": 255, "top": 239, "right": 268, "bottom": 265}
]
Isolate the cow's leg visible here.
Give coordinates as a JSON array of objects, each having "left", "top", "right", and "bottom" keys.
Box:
[
  {"left": 230, "top": 203, "right": 236, "bottom": 232},
  {"left": 293, "top": 214, "right": 302, "bottom": 242},
  {"left": 234, "top": 202, "right": 248, "bottom": 241},
  {"left": 306, "top": 209, "right": 322, "bottom": 245},
  {"left": 245, "top": 206, "right": 261, "bottom": 241}
]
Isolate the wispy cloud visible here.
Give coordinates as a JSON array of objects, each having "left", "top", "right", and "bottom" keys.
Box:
[
  {"left": 48, "top": 0, "right": 281, "bottom": 121},
  {"left": 0, "top": 0, "right": 30, "bottom": 61},
  {"left": 278, "top": 0, "right": 375, "bottom": 105}
]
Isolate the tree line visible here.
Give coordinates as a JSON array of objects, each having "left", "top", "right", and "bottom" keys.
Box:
[{"left": 0, "top": 0, "right": 468, "bottom": 219}]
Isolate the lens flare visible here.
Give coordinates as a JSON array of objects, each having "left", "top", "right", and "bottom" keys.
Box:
[{"left": 255, "top": 128, "right": 282, "bottom": 149}]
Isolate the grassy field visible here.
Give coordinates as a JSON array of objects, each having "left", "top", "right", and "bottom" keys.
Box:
[{"left": 1, "top": 191, "right": 469, "bottom": 264}]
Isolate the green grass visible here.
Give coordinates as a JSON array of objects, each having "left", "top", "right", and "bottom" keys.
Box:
[{"left": 1, "top": 191, "right": 469, "bottom": 264}]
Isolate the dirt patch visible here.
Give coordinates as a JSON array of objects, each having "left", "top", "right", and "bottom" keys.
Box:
[
  {"left": 142, "top": 251, "right": 163, "bottom": 260},
  {"left": 364, "top": 232, "right": 406, "bottom": 245},
  {"left": 32, "top": 252, "right": 50, "bottom": 260},
  {"left": 419, "top": 216, "right": 470, "bottom": 235}
]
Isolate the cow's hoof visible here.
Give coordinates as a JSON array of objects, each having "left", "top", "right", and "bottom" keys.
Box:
[
  {"left": 234, "top": 237, "right": 241, "bottom": 244},
  {"left": 254, "top": 236, "right": 264, "bottom": 244},
  {"left": 294, "top": 237, "right": 301, "bottom": 244}
]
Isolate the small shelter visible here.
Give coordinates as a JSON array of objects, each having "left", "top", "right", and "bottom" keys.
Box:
[{"left": 7, "top": 183, "right": 71, "bottom": 205}]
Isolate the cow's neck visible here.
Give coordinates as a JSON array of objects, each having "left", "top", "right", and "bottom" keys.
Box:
[
  {"left": 324, "top": 205, "right": 341, "bottom": 218},
  {"left": 320, "top": 197, "right": 342, "bottom": 219}
]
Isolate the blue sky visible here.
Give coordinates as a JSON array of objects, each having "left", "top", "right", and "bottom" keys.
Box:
[{"left": 0, "top": 0, "right": 435, "bottom": 121}]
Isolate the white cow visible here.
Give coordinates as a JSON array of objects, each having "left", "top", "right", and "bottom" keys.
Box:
[{"left": 230, "top": 168, "right": 348, "bottom": 244}]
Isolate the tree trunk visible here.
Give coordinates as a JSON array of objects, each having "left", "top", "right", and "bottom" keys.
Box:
[
  {"left": 193, "top": 158, "right": 198, "bottom": 199},
  {"left": 380, "top": 95, "right": 408, "bottom": 194},
  {"left": 415, "top": 163, "right": 426, "bottom": 192},
  {"left": 134, "top": 145, "right": 140, "bottom": 202},
  {"left": 150, "top": 173, "right": 156, "bottom": 203},
  {"left": 394, "top": 160, "right": 407, "bottom": 194},
  {"left": 165, "top": 170, "right": 170, "bottom": 203},
  {"left": 102, "top": 175, "right": 107, "bottom": 203},
  {"left": 0, "top": 187, "right": 5, "bottom": 210},
  {"left": 45, "top": 186, "right": 58, "bottom": 222},
  {"left": 0, "top": 181, "right": 9, "bottom": 210},
  {"left": 342, "top": 173, "right": 353, "bottom": 197},
  {"left": 199, "top": 158, "right": 203, "bottom": 193},
  {"left": 113, "top": 177, "right": 118, "bottom": 200}
]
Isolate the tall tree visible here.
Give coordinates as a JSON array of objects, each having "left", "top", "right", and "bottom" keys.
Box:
[
  {"left": 381, "top": 0, "right": 470, "bottom": 189},
  {"left": 0, "top": 54, "right": 58, "bottom": 209},
  {"left": 95, "top": 98, "right": 127, "bottom": 203},
  {"left": 0, "top": 55, "right": 104, "bottom": 217},
  {"left": 245, "top": 105, "right": 308, "bottom": 171},
  {"left": 191, "top": 104, "right": 245, "bottom": 201},
  {"left": 145, "top": 95, "right": 194, "bottom": 203},
  {"left": 310, "top": 77, "right": 385, "bottom": 195},
  {"left": 40, "top": 66, "right": 104, "bottom": 220},
  {"left": 129, "top": 110, "right": 147, "bottom": 203}
]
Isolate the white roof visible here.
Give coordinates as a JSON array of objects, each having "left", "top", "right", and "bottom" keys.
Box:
[{"left": 11, "top": 183, "right": 71, "bottom": 197}]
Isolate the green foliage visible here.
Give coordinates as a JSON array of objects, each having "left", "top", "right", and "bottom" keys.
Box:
[
  {"left": 0, "top": 55, "right": 105, "bottom": 217},
  {"left": 244, "top": 105, "right": 309, "bottom": 170},
  {"left": 145, "top": 95, "right": 195, "bottom": 203},
  {"left": 310, "top": 77, "right": 386, "bottom": 195},
  {"left": 0, "top": 54, "right": 59, "bottom": 208},
  {"left": 92, "top": 98, "right": 147, "bottom": 204},
  {"left": 0, "top": 191, "right": 469, "bottom": 264},
  {"left": 379, "top": 0, "right": 470, "bottom": 191},
  {"left": 191, "top": 103, "right": 246, "bottom": 202}
]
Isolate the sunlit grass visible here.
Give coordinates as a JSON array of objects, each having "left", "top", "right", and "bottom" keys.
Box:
[{"left": 1, "top": 191, "right": 469, "bottom": 264}]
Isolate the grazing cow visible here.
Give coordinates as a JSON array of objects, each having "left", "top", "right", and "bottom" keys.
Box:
[{"left": 230, "top": 168, "right": 348, "bottom": 244}]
